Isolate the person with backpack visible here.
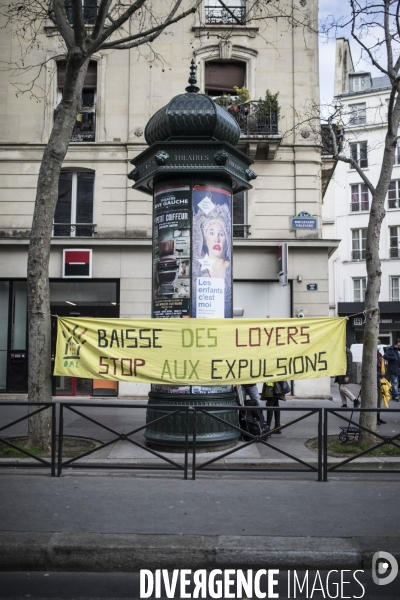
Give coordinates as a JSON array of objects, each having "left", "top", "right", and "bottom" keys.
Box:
[{"left": 383, "top": 339, "right": 400, "bottom": 401}]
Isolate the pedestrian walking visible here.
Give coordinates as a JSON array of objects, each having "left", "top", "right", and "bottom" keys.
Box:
[
  {"left": 377, "top": 350, "right": 387, "bottom": 424},
  {"left": 383, "top": 339, "right": 400, "bottom": 401},
  {"left": 241, "top": 384, "right": 266, "bottom": 427},
  {"left": 335, "top": 345, "right": 360, "bottom": 408},
  {"left": 261, "top": 381, "right": 288, "bottom": 434}
]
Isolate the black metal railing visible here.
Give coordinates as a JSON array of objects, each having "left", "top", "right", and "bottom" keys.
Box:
[
  {"left": 350, "top": 201, "right": 369, "bottom": 212},
  {"left": 351, "top": 249, "right": 366, "bottom": 260},
  {"left": 57, "top": 403, "right": 190, "bottom": 478},
  {"left": 1, "top": 403, "right": 399, "bottom": 482},
  {"left": 52, "top": 223, "right": 96, "bottom": 237},
  {"left": 227, "top": 101, "right": 279, "bottom": 135},
  {"left": 324, "top": 407, "right": 400, "bottom": 481},
  {"left": 0, "top": 402, "right": 56, "bottom": 475},
  {"left": 65, "top": 3, "right": 98, "bottom": 25},
  {"left": 192, "top": 406, "right": 323, "bottom": 480},
  {"left": 205, "top": 5, "right": 246, "bottom": 24},
  {"left": 233, "top": 224, "right": 251, "bottom": 238}
]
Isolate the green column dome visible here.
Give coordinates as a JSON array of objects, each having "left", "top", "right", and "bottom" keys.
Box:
[{"left": 144, "top": 62, "right": 240, "bottom": 146}]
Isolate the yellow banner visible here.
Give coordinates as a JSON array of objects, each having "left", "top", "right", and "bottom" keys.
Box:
[{"left": 54, "top": 317, "right": 347, "bottom": 385}]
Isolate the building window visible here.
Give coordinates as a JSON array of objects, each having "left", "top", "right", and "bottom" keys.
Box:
[
  {"left": 204, "top": 0, "right": 246, "bottom": 25},
  {"left": 352, "top": 228, "right": 367, "bottom": 260},
  {"left": 353, "top": 277, "right": 367, "bottom": 302},
  {"left": 390, "top": 226, "right": 400, "bottom": 258},
  {"left": 388, "top": 181, "right": 400, "bottom": 209},
  {"left": 53, "top": 171, "right": 95, "bottom": 237},
  {"left": 204, "top": 60, "right": 245, "bottom": 97},
  {"left": 349, "top": 103, "right": 366, "bottom": 125},
  {"left": 391, "top": 277, "right": 400, "bottom": 301},
  {"left": 64, "top": 0, "right": 98, "bottom": 25},
  {"left": 349, "top": 74, "right": 371, "bottom": 92},
  {"left": 57, "top": 61, "right": 97, "bottom": 142},
  {"left": 350, "top": 142, "right": 368, "bottom": 168},
  {"left": 233, "top": 191, "right": 250, "bottom": 238},
  {"left": 395, "top": 139, "right": 400, "bottom": 165},
  {"left": 350, "top": 183, "right": 369, "bottom": 212}
]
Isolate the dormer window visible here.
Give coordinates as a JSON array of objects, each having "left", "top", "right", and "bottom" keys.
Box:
[{"left": 349, "top": 73, "right": 371, "bottom": 93}]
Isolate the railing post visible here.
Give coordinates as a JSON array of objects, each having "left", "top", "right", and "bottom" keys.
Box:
[
  {"left": 192, "top": 408, "right": 197, "bottom": 480},
  {"left": 51, "top": 402, "right": 57, "bottom": 477},
  {"left": 184, "top": 407, "right": 189, "bottom": 480},
  {"left": 317, "top": 408, "right": 322, "bottom": 482},
  {"left": 323, "top": 408, "right": 328, "bottom": 482},
  {"left": 57, "top": 403, "right": 64, "bottom": 477}
]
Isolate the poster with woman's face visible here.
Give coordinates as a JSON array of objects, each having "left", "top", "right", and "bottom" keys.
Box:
[{"left": 192, "top": 184, "right": 232, "bottom": 319}]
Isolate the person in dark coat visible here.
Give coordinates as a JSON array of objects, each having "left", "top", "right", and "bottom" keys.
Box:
[
  {"left": 383, "top": 339, "right": 400, "bottom": 401},
  {"left": 262, "top": 382, "right": 286, "bottom": 433},
  {"left": 335, "top": 346, "right": 360, "bottom": 408}
]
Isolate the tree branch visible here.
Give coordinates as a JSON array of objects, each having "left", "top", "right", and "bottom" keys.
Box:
[
  {"left": 70, "top": 0, "right": 86, "bottom": 46},
  {"left": 92, "top": 0, "right": 113, "bottom": 39},
  {"left": 97, "top": 2, "right": 199, "bottom": 51},
  {"left": 52, "top": 0, "right": 75, "bottom": 49}
]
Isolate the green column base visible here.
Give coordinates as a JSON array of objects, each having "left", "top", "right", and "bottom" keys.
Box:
[{"left": 144, "top": 392, "right": 239, "bottom": 452}]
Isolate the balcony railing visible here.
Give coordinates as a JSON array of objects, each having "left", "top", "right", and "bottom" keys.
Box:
[
  {"left": 52, "top": 224, "right": 96, "bottom": 237},
  {"left": 390, "top": 247, "right": 400, "bottom": 258},
  {"left": 71, "top": 107, "right": 95, "bottom": 142},
  {"left": 225, "top": 101, "right": 279, "bottom": 135},
  {"left": 233, "top": 224, "right": 251, "bottom": 238},
  {"left": 65, "top": 4, "right": 98, "bottom": 25},
  {"left": 388, "top": 198, "right": 400, "bottom": 209},
  {"left": 350, "top": 201, "right": 369, "bottom": 212},
  {"left": 205, "top": 5, "right": 246, "bottom": 24},
  {"left": 352, "top": 250, "right": 366, "bottom": 260}
]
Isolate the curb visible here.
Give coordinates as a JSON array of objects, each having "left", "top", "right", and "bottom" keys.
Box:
[{"left": 0, "top": 532, "right": 399, "bottom": 571}]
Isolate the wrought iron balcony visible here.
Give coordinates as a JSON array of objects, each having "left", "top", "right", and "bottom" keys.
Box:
[
  {"left": 351, "top": 250, "right": 366, "bottom": 260},
  {"left": 390, "top": 247, "right": 400, "bottom": 258},
  {"left": 227, "top": 101, "right": 279, "bottom": 135},
  {"left": 205, "top": 4, "right": 246, "bottom": 25},
  {"left": 52, "top": 223, "right": 96, "bottom": 237},
  {"left": 233, "top": 224, "right": 251, "bottom": 238},
  {"left": 350, "top": 201, "right": 369, "bottom": 212},
  {"left": 65, "top": 3, "right": 98, "bottom": 25}
]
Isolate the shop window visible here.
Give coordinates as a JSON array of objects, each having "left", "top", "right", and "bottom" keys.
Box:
[
  {"left": 353, "top": 277, "right": 366, "bottom": 302},
  {"left": 204, "top": 0, "right": 246, "bottom": 24},
  {"left": 349, "top": 103, "right": 366, "bottom": 125},
  {"left": 53, "top": 171, "right": 95, "bottom": 237},
  {"left": 205, "top": 60, "right": 245, "bottom": 97},
  {"left": 350, "top": 141, "right": 368, "bottom": 168},
  {"left": 388, "top": 181, "right": 400, "bottom": 209},
  {"left": 57, "top": 61, "right": 97, "bottom": 142},
  {"left": 351, "top": 228, "right": 367, "bottom": 260},
  {"left": 391, "top": 277, "right": 400, "bottom": 301},
  {"left": 350, "top": 183, "right": 369, "bottom": 212},
  {"left": 233, "top": 191, "right": 249, "bottom": 237},
  {"left": 390, "top": 226, "right": 400, "bottom": 258},
  {"left": 64, "top": 0, "right": 98, "bottom": 25}
]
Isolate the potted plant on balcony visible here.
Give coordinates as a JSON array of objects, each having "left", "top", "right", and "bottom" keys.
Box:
[
  {"left": 260, "top": 89, "right": 281, "bottom": 126},
  {"left": 231, "top": 86, "right": 250, "bottom": 113},
  {"left": 213, "top": 94, "right": 233, "bottom": 107}
]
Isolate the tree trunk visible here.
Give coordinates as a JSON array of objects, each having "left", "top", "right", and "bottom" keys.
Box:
[
  {"left": 359, "top": 139, "right": 396, "bottom": 445},
  {"left": 27, "top": 56, "right": 89, "bottom": 448}
]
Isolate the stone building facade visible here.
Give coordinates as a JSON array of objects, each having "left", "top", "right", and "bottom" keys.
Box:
[{"left": 0, "top": 1, "right": 338, "bottom": 397}]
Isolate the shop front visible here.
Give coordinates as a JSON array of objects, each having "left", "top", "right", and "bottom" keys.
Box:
[
  {"left": 338, "top": 301, "right": 400, "bottom": 346},
  {"left": 0, "top": 279, "right": 119, "bottom": 395}
]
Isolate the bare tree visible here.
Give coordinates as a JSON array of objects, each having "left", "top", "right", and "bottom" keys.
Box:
[
  {"left": 0, "top": 0, "right": 201, "bottom": 448},
  {"left": 320, "top": 0, "right": 400, "bottom": 444}
]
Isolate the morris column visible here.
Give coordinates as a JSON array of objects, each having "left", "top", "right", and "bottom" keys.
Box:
[{"left": 128, "top": 61, "right": 257, "bottom": 450}]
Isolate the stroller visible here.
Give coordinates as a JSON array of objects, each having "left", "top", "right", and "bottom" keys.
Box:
[
  {"left": 338, "top": 387, "right": 361, "bottom": 443},
  {"left": 235, "top": 385, "right": 268, "bottom": 441}
]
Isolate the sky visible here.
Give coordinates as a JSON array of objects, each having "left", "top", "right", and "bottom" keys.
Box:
[{"left": 318, "top": 0, "right": 383, "bottom": 103}]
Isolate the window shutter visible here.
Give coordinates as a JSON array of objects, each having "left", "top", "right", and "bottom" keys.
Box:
[
  {"left": 205, "top": 62, "right": 245, "bottom": 93},
  {"left": 57, "top": 61, "right": 97, "bottom": 89}
]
